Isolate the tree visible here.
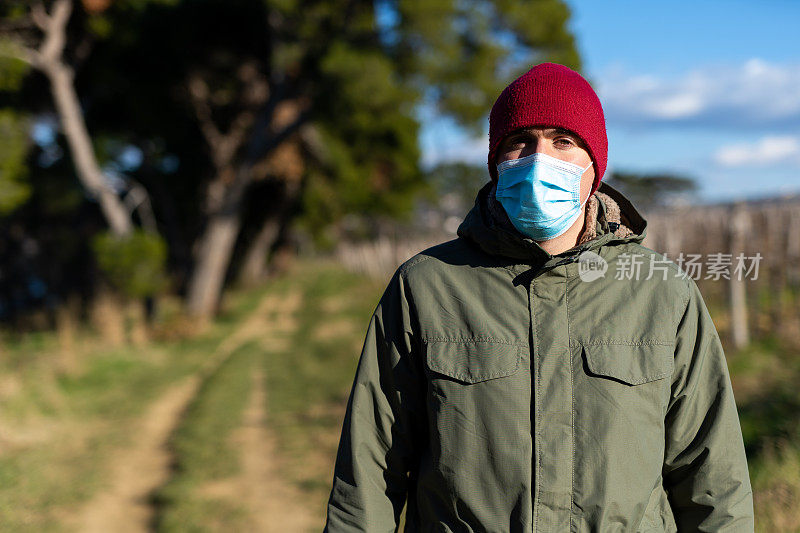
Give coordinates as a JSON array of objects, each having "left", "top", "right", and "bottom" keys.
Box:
[
  {"left": 0, "top": 0, "right": 177, "bottom": 330},
  {"left": 0, "top": 0, "right": 137, "bottom": 236},
  {"left": 425, "top": 162, "right": 490, "bottom": 209},
  {"left": 3, "top": 0, "right": 581, "bottom": 320},
  {"left": 606, "top": 171, "right": 698, "bottom": 211},
  {"left": 0, "top": 109, "right": 32, "bottom": 215},
  {"left": 82, "top": 0, "right": 581, "bottom": 318}
]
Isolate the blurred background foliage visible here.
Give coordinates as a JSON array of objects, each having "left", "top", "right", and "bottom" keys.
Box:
[
  {"left": 0, "top": 0, "right": 581, "bottom": 321},
  {"left": 91, "top": 228, "right": 169, "bottom": 299}
]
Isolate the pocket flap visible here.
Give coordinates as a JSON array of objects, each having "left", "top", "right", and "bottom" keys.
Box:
[
  {"left": 582, "top": 343, "right": 674, "bottom": 385},
  {"left": 424, "top": 340, "right": 522, "bottom": 384}
]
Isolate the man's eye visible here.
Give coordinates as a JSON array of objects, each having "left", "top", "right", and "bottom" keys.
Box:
[{"left": 554, "top": 137, "right": 575, "bottom": 148}]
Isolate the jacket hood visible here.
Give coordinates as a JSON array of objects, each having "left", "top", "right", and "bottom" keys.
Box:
[{"left": 456, "top": 180, "right": 647, "bottom": 267}]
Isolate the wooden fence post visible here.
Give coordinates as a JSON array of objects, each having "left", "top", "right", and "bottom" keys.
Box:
[{"left": 728, "top": 202, "right": 750, "bottom": 350}]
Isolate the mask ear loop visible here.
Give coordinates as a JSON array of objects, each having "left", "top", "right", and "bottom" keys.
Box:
[{"left": 576, "top": 161, "right": 595, "bottom": 207}]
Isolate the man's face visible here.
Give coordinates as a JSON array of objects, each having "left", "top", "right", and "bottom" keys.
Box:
[{"left": 496, "top": 126, "right": 596, "bottom": 202}]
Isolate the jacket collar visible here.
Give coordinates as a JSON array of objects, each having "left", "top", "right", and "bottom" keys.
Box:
[{"left": 456, "top": 180, "right": 648, "bottom": 268}]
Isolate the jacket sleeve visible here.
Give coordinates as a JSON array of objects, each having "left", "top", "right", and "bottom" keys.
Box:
[
  {"left": 324, "top": 268, "right": 425, "bottom": 532},
  {"left": 663, "top": 276, "right": 754, "bottom": 532}
]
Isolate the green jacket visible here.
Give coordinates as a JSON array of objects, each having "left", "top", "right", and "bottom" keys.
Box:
[{"left": 325, "top": 182, "right": 754, "bottom": 532}]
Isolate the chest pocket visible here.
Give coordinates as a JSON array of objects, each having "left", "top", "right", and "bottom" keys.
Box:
[
  {"left": 423, "top": 339, "right": 523, "bottom": 384},
  {"left": 581, "top": 342, "right": 675, "bottom": 385}
]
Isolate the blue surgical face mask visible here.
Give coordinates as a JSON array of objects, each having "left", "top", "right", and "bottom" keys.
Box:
[{"left": 495, "top": 152, "right": 592, "bottom": 241}]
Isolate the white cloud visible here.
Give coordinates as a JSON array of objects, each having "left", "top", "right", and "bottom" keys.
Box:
[
  {"left": 599, "top": 59, "right": 800, "bottom": 129},
  {"left": 642, "top": 92, "right": 704, "bottom": 119},
  {"left": 714, "top": 135, "right": 800, "bottom": 167},
  {"left": 420, "top": 59, "right": 800, "bottom": 172}
]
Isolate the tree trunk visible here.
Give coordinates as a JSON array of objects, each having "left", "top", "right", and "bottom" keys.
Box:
[
  {"left": 183, "top": 89, "right": 308, "bottom": 317},
  {"left": 787, "top": 209, "right": 800, "bottom": 322},
  {"left": 238, "top": 180, "right": 300, "bottom": 286},
  {"left": 185, "top": 210, "right": 243, "bottom": 318},
  {"left": 238, "top": 214, "right": 281, "bottom": 286},
  {"left": 185, "top": 165, "right": 250, "bottom": 318},
  {"left": 33, "top": 2, "right": 134, "bottom": 237}
]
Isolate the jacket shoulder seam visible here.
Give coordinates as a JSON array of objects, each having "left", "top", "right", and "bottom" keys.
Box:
[{"left": 398, "top": 254, "right": 433, "bottom": 277}]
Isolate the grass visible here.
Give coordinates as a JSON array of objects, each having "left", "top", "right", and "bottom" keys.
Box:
[
  {"left": 152, "top": 341, "right": 260, "bottom": 532},
  {"left": 151, "top": 260, "right": 386, "bottom": 529},
  {"left": 726, "top": 335, "right": 800, "bottom": 532},
  {"left": 728, "top": 337, "right": 800, "bottom": 452},
  {"left": 750, "top": 441, "right": 800, "bottom": 532},
  {"left": 0, "top": 292, "right": 259, "bottom": 531},
  {"left": 260, "top": 261, "right": 385, "bottom": 521},
  {"left": 0, "top": 260, "right": 383, "bottom": 532}
]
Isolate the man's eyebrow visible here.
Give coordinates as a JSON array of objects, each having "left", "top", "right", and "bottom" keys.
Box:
[
  {"left": 511, "top": 127, "right": 577, "bottom": 137},
  {"left": 548, "top": 127, "right": 577, "bottom": 137}
]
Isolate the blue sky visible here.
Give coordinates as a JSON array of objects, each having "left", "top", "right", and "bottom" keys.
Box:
[{"left": 420, "top": 0, "right": 800, "bottom": 202}]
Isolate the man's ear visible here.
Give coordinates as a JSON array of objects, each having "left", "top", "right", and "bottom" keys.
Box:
[{"left": 490, "top": 150, "right": 502, "bottom": 182}]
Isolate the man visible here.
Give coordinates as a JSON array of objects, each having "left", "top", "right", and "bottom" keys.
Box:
[{"left": 324, "top": 63, "right": 754, "bottom": 532}]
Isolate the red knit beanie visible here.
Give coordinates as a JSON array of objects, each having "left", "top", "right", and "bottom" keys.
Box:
[{"left": 488, "top": 62, "right": 608, "bottom": 196}]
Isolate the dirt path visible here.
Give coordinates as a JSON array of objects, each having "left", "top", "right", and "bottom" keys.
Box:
[
  {"left": 195, "top": 289, "right": 314, "bottom": 531},
  {"left": 78, "top": 376, "right": 200, "bottom": 533},
  {"left": 74, "top": 289, "right": 302, "bottom": 532},
  {"left": 230, "top": 368, "right": 315, "bottom": 532},
  {"left": 239, "top": 289, "right": 314, "bottom": 531}
]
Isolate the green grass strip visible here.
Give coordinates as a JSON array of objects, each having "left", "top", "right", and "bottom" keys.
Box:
[{"left": 153, "top": 340, "right": 259, "bottom": 532}]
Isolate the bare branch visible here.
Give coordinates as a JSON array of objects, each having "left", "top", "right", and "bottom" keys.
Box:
[
  {"left": 237, "top": 60, "right": 270, "bottom": 107},
  {"left": 229, "top": 111, "right": 257, "bottom": 141},
  {"left": 216, "top": 109, "right": 256, "bottom": 163},
  {"left": 250, "top": 108, "right": 312, "bottom": 164},
  {"left": 39, "top": 0, "right": 72, "bottom": 64},
  {"left": 299, "top": 124, "right": 328, "bottom": 165},
  {"left": 30, "top": 1, "right": 50, "bottom": 31},
  {"left": 0, "top": 16, "right": 37, "bottom": 32},
  {"left": 46, "top": 40, "right": 133, "bottom": 235},
  {"left": 50, "top": 0, "right": 73, "bottom": 29},
  {"left": 187, "top": 72, "right": 225, "bottom": 158},
  {"left": 188, "top": 67, "right": 270, "bottom": 168}
]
